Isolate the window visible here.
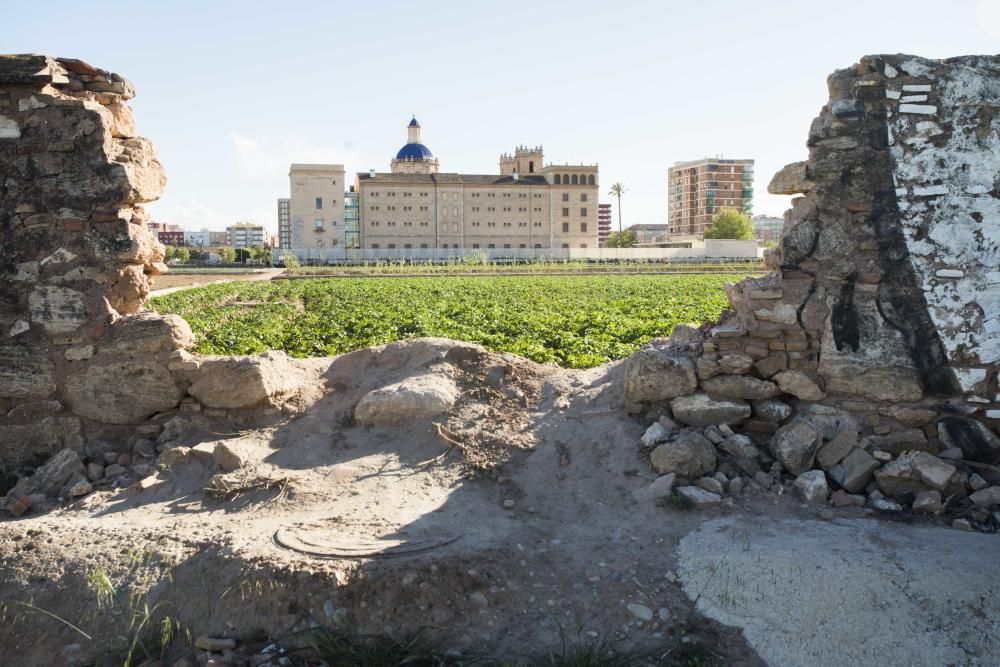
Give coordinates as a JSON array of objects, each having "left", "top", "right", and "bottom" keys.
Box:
[
  {"left": 562, "top": 193, "right": 569, "bottom": 202},
  {"left": 404, "top": 243, "right": 412, "bottom": 249},
  {"left": 580, "top": 243, "right": 588, "bottom": 248},
  {"left": 588, "top": 175, "right": 595, "bottom": 185},
  {"left": 519, "top": 244, "right": 526, "bottom": 249},
  {"left": 420, "top": 244, "right": 428, "bottom": 249},
  {"left": 562, "top": 208, "right": 569, "bottom": 217},
  {"left": 388, "top": 243, "right": 396, "bottom": 249},
  {"left": 581, "top": 208, "right": 587, "bottom": 217},
  {"left": 488, "top": 244, "right": 495, "bottom": 249},
  {"left": 571, "top": 175, "right": 578, "bottom": 185},
  {"left": 472, "top": 243, "right": 480, "bottom": 249},
  {"left": 554, "top": 174, "right": 561, "bottom": 184},
  {"left": 528, "top": 161, "right": 534, "bottom": 173},
  {"left": 316, "top": 239, "right": 324, "bottom": 248},
  {"left": 314, "top": 218, "right": 324, "bottom": 229},
  {"left": 581, "top": 194, "right": 588, "bottom": 202},
  {"left": 331, "top": 179, "right": 337, "bottom": 185},
  {"left": 534, "top": 244, "right": 542, "bottom": 248},
  {"left": 371, "top": 243, "right": 379, "bottom": 249},
  {"left": 315, "top": 197, "right": 323, "bottom": 209},
  {"left": 562, "top": 222, "right": 569, "bottom": 232},
  {"left": 561, "top": 243, "right": 569, "bottom": 249},
  {"left": 580, "top": 223, "right": 588, "bottom": 232},
  {"left": 504, "top": 244, "right": 511, "bottom": 249}
]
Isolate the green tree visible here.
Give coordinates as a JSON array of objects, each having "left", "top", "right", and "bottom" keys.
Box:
[
  {"left": 703, "top": 208, "right": 755, "bottom": 240},
  {"left": 608, "top": 182, "right": 626, "bottom": 233},
  {"left": 605, "top": 228, "right": 637, "bottom": 248},
  {"left": 218, "top": 246, "right": 237, "bottom": 263}
]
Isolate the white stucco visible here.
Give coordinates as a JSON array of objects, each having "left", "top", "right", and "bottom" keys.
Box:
[{"left": 888, "top": 59, "right": 1000, "bottom": 366}]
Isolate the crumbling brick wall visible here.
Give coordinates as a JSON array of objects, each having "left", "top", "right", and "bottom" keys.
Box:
[
  {"left": 0, "top": 55, "right": 181, "bottom": 467},
  {"left": 625, "top": 54, "right": 998, "bottom": 511}
]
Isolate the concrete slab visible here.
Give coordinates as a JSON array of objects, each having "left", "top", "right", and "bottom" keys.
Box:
[{"left": 677, "top": 516, "right": 1000, "bottom": 667}]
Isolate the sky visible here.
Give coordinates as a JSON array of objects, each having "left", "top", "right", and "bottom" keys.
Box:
[{"left": 3, "top": 0, "right": 999, "bottom": 232}]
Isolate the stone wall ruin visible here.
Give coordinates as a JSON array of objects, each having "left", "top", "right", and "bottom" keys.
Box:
[
  {"left": 0, "top": 55, "right": 319, "bottom": 487},
  {"left": 0, "top": 52, "right": 997, "bottom": 517}
]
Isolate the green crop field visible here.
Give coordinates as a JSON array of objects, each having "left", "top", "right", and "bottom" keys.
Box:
[{"left": 150, "top": 274, "right": 748, "bottom": 368}]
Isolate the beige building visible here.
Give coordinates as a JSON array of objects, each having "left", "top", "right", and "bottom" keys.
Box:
[
  {"left": 226, "top": 224, "right": 270, "bottom": 249},
  {"left": 356, "top": 118, "right": 599, "bottom": 251},
  {"left": 289, "top": 163, "right": 346, "bottom": 251},
  {"left": 667, "top": 158, "right": 754, "bottom": 239}
]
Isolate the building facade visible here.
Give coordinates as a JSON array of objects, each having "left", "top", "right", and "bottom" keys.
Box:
[
  {"left": 597, "top": 203, "right": 612, "bottom": 245},
  {"left": 667, "top": 158, "right": 754, "bottom": 239},
  {"left": 354, "top": 119, "right": 599, "bottom": 251},
  {"left": 277, "top": 198, "right": 291, "bottom": 249},
  {"left": 344, "top": 188, "right": 360, "bottom": 249},
  {"left": 226, "top": 224, "right": 270, "bottom": 249},
  {"left": 289, "top": 164, "right": 346, "bottom": 252},
  {"left": 157, "top": 231, "right": 185, "bottom": 246},
  {"left": 753, "top": 215, "right": 785, "bottom": 243},
  {"left": 631, "top": 224, "right": 670, "bottom": 245}
]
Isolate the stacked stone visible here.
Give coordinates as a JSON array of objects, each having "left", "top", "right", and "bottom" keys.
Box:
[
  {"left": 626, "top": 53, "right": 999, "bottom": 528},
  {"left": 0, "top": 55, "right": 320, "bottom": 497},
  {"left": 0, "top": 55, "right": 173, "bottom": 468}
]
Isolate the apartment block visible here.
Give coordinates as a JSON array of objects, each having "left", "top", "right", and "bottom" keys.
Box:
[
  {"left": 753, "top": 215, "right": 785, "bottom": 243},
  {"left": 667, "top": 158, "right": 754, "bottom": 239},
  {"left": 226, "top": 224, "right": 270, "bottom": 249}
]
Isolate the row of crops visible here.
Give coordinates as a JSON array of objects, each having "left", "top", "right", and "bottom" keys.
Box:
[{"left": 150, "top": 274, "right": 747, "bottom": 369}]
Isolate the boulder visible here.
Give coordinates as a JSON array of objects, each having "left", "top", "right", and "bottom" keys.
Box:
[
  {"left": 752, "top": 399, "right": 792, "bottom": 423},
  {"left": 863, "top": 429, "right": 931, "bottom": 455},
  {"left": 774, "top": 371, "right": 825, "bottom": 401},
  {"left": 937, "top": 417, "right": 1000, "bottom": 464},
  {"left": 839, "top": 448, "right": 879, "bottom": 493},
  {"left": 676, "top": 485, "right": 722, "bottom": 509},
  {"left": 696, "top": 476, "right": 725, "bottom": 496},
  {"left": 768, "top": 161, "right": 815, "bottom": 195},
  {"left": 875, "top": 451, "right": 957, "bottom": 497},
  {"left": 0, "top": 342, "right": 56, "bottom": 399},
  {"left": 700, "top": 375, "right": 781, "bottom": 400},
  {"left": 912, "top": 490, "right": 942, "bottom": 513},
  {"left": 65, "top": 360, "right": 184, "bottom": 423},
  {"left": 816, "top": 431, "right": 858, "bottom": 470},
  {"left": 632, "top": 474, "right": 676, "bottom": 503},
  {"left": 624, "top": 347, "right": 697, "bottom": 402},
  {"left": 969, "top": 486, "right": 1000, "bottom": 507},
  {"left": 355, "top": 373, "right": 459, "bottom": 425},
  {"left": 4, "top": 448, "right": 85, "bottom": 502},
  {"left": 669, "top": 393, "right": 751, "bottom": 427},
  {"left": 669, "top": 325, "right": 703, "bottom": 345},
  {"left": 718, "top": 434, "right": 760, "bottom": 460},
  {"left": 821, "top": 365, "right": 923, "bottom": 402},
  {"left": 641, "top": 422, "right": 671, "bottom": 448},
  {"left": 794, "top": 470, "right": 829, "bottom": 503},
  {"left": 770, "top": 419, "right": 823, "bottom": 475},
  {"left": 800, "top": 405, "right": 858, "bottom": 440},
  {"left": 649, "top": 430, "right": 717, "bottom": 478},
  {"left": 189, "top": 351, "right": 315, "bottom": 410},
  {"left": 100, "top": 312, "right": 193, "bottom": 355}
]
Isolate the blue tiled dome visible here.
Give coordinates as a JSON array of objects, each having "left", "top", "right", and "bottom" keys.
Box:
[{"left": 396, "top": 143, "right": 434, "bottom": 160}]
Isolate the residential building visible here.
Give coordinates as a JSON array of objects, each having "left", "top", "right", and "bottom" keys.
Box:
[
  {"left": 277, "top": 198, "right": 291, "bottom": 249},
  {"left": 289, "top": 164, "right": 346, "bottom": 252},
  {"left": 157, "top": 231, "right": 185, "bottom": 246},
  {"left": 667, "top": 158, "right": 754, "bottom": 239},
  {"left": 354, "top": 118, "right": 599, "bottom": 251},
  {"left": 226, "top": 224, "right": 270, "bottom": 249},
  {"left": 597, "top": 203, "right": 612, "bottom": 245},
  {"left": 753, "top": 215, "right": 785, "bottom": 243},
  {"left": 631, "top": 224, "right": 670, "bottom": 244},
  {"left": 148, "top": 221, "right": 182, "bottom": 234}
]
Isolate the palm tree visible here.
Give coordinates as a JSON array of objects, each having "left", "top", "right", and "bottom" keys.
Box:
[{"left": 608, "top": 182, "right": 626, "bottom": 233}]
